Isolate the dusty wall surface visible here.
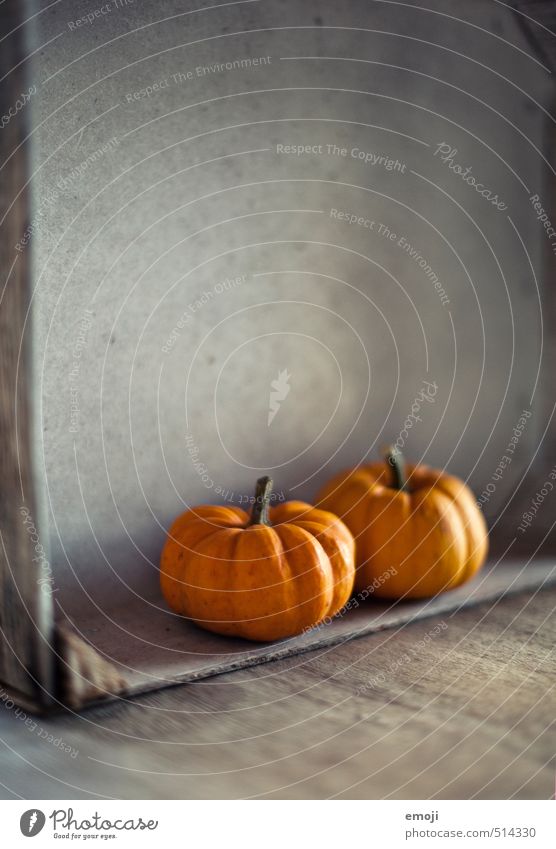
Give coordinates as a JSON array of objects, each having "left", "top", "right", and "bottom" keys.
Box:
[{"left": 24, "top": 0, "right": 551, "bottom": 603}]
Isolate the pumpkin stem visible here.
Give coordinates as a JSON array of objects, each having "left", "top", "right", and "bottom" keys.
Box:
[
  {"left": 248, "top": 476, "right": 274, "bottom": 526},
  {"left": 384, "top": 445, "right": 407, "bottom": 491}
]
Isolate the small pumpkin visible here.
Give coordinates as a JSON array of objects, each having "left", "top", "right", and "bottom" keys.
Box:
[
  {"left": 317, "top": 447, "right": 488, "bottom": 599},
  {"left": 160, "top": 476, "right": 355, "bottom": 641}
]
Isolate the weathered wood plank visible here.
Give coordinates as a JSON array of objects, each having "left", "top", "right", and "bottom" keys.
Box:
[
  {"left": 57, "top": 558, "right": 556, "bottom": 708},
  {"left": 0, "top": 0, "right": 54, "bottom": 707},
  {"left": 0, "top": 588, "right": 553, "bottom": 799}
]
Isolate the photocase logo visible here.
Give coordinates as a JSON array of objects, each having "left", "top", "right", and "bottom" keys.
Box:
[
  {"left": 267, "top": 368, "right": 291, "bottom": 426},
  {"left": 20, "top": 810, "right": 46, "bottom": 837}
]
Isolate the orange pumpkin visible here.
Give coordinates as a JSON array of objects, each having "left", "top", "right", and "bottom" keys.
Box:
[
  {"left": 160, "top": 477, "right": 355, "bottom": 641},
  {"left": 317, "top": 448, "right": 488, "bottom": 599}
]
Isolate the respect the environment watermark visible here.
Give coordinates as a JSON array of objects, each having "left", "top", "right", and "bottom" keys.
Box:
[
  {"left": 16, "top": 138, "right": 119, "bottom": 252},
  {"left": 529, "top": 192, "right": 556, "bottom": 256},
  {"left": 330, "top": 209, "right": 450, "bottom": 306},
  {"left": 124, "top": 56, "right": 272, "bottom": 102},
  {"left": 67, "top": 0, "right": 134, "bottom": 30}
]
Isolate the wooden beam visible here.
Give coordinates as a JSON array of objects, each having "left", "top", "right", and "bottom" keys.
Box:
[{"left": 0, "top": 0, "right": 55, "bottom": 709}]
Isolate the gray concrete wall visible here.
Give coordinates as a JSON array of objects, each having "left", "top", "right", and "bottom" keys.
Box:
[{"left": 24, "top": 0, "right": 552, "bottom": 604}]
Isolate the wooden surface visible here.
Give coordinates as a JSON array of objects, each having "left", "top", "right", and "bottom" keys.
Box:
[
  {"left": 0, "top": 0, "right": 55, "bottom": 706},
  {"left": 0, "top": 585, "right": 554, "bottom": 799},
  {"left": 55, "top": 558, "right": 556, "bottom": 707}
]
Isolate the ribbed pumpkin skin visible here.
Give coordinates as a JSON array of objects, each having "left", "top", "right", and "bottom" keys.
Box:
[
  {"left": 317, "top": 460, "right": 488, "bottom": 600},
  {"left": 160, "top": 498, "right": 355, "bottom": 642}
]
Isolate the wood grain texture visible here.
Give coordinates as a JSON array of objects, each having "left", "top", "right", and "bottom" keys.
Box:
[
  {"left": 0, "top": 587, "right": 553, "bottom": 799},
  {"left": 0, "top": 0, "right": 55, "bottom": 706},
  {"left": 52, "top": 558, "right": 556, "bottom": 710}
]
